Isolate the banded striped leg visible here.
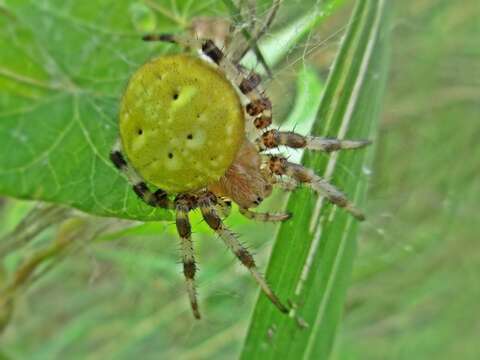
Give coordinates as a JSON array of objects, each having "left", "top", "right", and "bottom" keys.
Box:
[
  {"left": 256, "top": 129, "right": 371, "bottom": 152},
  {"left": 110, "top": 139, "right": 173, "bottom": 209},
  {"left": 142, "top": 34, "right": 273, "bottom": 130},
  {"left": 198, "top": 192, "right": 289, "bottom": 314},
  {"left": 175, "top": 195, "right": 200, "bottom": 319},
  {"left": 268, "top": 155, "right": 366, "bottom": 221},
  {"left": 239, "top": 207, "right": 291, "bottom": 222}
]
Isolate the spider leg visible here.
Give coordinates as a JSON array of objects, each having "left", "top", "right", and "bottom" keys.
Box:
[
  {"left": 267, "top": 155, "right": 366, "bottom": 221},
  {"left": 142, "top": 33, "right": 273, "bottom": 131},
  {"left": 239, "top": 207, "right": 291, "bottom": 222},
  {"left": 256, "top": 129, "right": 371, "bottom": 152},
  {"left": 110, "top": 139, "right": 173, "bottom": 209},
  {"left": 175, "top": 195, "right": 201, "bottom": 319},
  {"left": 198, "top": 192, "right": 289, "bottom": 314}
]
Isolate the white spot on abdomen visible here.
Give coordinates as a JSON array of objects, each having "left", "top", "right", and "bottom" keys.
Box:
[{"left": 185, "top": 129, "right": 206, "bottom": 149}]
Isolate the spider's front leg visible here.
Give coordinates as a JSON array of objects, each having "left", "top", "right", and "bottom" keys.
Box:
[
  {"left": 110, "top": 140, "right": 173, "bottom": 209},
  {"left": 256, "top": 129, "right": 371, "bottom": 153},
  {"left": 267, "top": 155, "right": 366, "bottom": 221},
  {"left": 174, "top": 194, "right": 201, "bottom": 319},
  {"left": 198, "top": 191, "right": 290, "bottom": 314}
]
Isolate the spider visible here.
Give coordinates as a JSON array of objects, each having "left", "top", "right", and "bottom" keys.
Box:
[{"left": 109, "top": 19, "right": 370, "bottom": 320}]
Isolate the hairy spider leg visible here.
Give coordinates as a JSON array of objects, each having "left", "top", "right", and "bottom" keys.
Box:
[
  {"left": 256, "top": 129, "right": 371, "bottom": 152},
  {"left": 198, "top": 192, "right": 290, "bottom": 314},
  {"left": 110, "top": 140, "right": 173, "bottom": 209},
  {"left": 175, "top": 195, "right": 201, "bottom": 319},
  {"left": 142, "top": 34, "right": 273, "bottom": 131},
  {"left": 267, "top": 155, "right": 366, "bottom": 221}
]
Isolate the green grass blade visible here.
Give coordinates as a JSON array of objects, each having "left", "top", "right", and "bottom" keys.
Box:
[{"left": 241, "top": 0, "right": 391, "bottom": 358}]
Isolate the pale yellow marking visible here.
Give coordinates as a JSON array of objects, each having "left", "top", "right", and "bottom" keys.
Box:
[
  {"left": 185, "top": 129, "right": 206, "bottom": 149},
  {"left": 131, "top": 134, "right": 147, "bottom": 153}
]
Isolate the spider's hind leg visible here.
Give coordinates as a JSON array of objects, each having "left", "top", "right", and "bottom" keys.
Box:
[
  {"left": 175, "top": 194, "right": 201, "bottom": 319},
  {"left": 109, "top": 139, "right": 173, "bottom": 209},
  {"left": 198, "top": 192, "right": 290, "bottom": 314},
  {"left": 267, "top": 155, "right": 366, "bottom": 221}
]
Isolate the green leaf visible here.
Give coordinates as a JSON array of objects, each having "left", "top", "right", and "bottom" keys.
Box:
[{"left": 241, "top": 0, "right": 391, "bottom": 358}]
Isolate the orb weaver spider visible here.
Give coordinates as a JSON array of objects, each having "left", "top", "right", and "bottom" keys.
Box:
[{"left": 109, "top": 15, "right": 370, "bottom": 320}]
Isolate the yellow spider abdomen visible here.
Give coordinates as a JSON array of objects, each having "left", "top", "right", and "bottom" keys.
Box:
[{"left": 119, "top": 54, "right": 245, "bottom": 193}]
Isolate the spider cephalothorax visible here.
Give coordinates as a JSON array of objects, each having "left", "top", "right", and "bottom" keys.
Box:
[{"left": 110, "top": 32, "right": 370, "bottom": 319}]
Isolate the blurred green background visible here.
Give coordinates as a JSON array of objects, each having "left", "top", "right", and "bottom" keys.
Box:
[
  {"left": 335, "top": 1, "right": 480, "bottom": 358},
  {"left": 1, "top": 0, "right": 479, "bottom": 359}
]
